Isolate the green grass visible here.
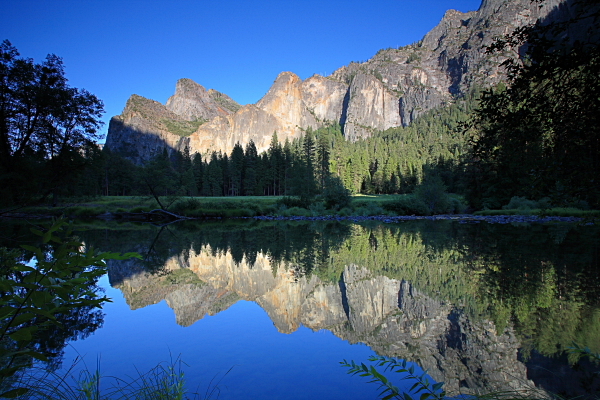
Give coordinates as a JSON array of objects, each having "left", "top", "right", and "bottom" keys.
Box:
[
  {"left": 4, "top": 356, "right": 226, "bottom": 400},
  {"left": 352, "top": 194, "right": 401, "bottom": 201},
  {"left": 13, "top": 195, "right": 597, "bottom": 220},
  {"left": 8, "top": 194, "right": 426, "bottom": 219}
]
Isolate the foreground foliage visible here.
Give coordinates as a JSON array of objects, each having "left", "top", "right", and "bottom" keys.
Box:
[
  {"left": 0, "top": 219, "right": 139, "bottom": 398},
  {"left": 467, "top": 0, "right": 600, "bottom": 209},
  {"left": 341, "top": 356, "right": 445, "bottom": 400},
  {"left": 10, "top": 356, "right": 203, "bottom": 400}
]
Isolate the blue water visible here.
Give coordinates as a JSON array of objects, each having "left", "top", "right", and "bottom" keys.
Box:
[{"left": 60, "top": 275, "right": 419, "bottom": 399}]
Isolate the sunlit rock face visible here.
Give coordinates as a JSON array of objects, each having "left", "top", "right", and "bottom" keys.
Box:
[
  {"left": 165, "top": 78, "right": 240, "bottom": 121},
  {"left": 106, "top": 0, "right": 566, "bottom": 162},
  {"left": 108, "top": 249, "right": 538, "bottom": 396},
  {"left": 301, "top": 74, "right": 347, "bottom": 123},
  {"left": 342, "top": 74, "right": 402, "bottom": 141},
  {"left": 187, "top": 72, "right": 319, "bottom": 156}
]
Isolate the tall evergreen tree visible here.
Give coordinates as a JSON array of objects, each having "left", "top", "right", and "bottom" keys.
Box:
[
  {"left": 192, "top": 152, "right": 203, "bottom": 195},
  {"left": 230, "top": 142, "right": 244, "bottom": 196},
  {"left": 316, "top": 131, "right": 331, "bottom": 192},
  {"left": 206, "top": 151, "right": 223, "bottom": 196},
  {"left": 267, "top": 132, "right": 283, "bottom": 195},
  {"left": 243, "top": 140, "right": 258, "bottom": 196}
]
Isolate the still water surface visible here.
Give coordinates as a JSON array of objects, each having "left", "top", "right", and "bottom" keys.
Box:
[{"left": 8, "top": 218, "right": 600, "bottom": 398}]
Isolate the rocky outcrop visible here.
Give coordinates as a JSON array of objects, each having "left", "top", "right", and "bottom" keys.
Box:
[
  {"left": 105, "top": 81, "right": 242, "bottom": 163},
  {"left": 185, "top": 72, "right": 320, "bottom": 156},
  {"left": 301, "top": 75, "right": 348, "bottom": 123},
  {"left": 105, "top": 0, "right": 567, "bottom": 161},
  {"left": 104, "top": 95, "right": 186, "bottom": 164},
  {"left": 343, "top": 74, "right": 402, "bottom": 141},
  {"left": 165, "top": 78, "right": 240, "bottom": 121}
]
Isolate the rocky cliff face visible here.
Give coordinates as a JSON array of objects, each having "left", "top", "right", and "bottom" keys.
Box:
[
  {"left": 109, "top": 249, "right": 539, "bottom": 396},
  {"left": 105, "top": 80, "right": 242, "bottom": 163},
  {"left": 104, "top": 95, "right": 186, "bottom": 164},
  {"left": 105, "top": 0, "right": 564, "bottom": 162},
  {"left": 165, "top": 78, "right": 241, "bottom": 121}
]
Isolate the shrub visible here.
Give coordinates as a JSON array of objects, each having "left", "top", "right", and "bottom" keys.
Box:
[
  {"left": 278, "top": 196, "right": 312, "bottom": 209},
  {"left": 448, "top": 195, "right": 468, "bottom": 214},
  {"left": 261, "top": 204, "right": 278, "bottom": 216},
  {"left": 342, "top": 356, "right": 445, "bottom": 400},
  {"left": 169, "top": 198, "right": 202, "bottom": 215},
  {"left": 309, "top": 202, "right": 327, "bottom": 216},
  {"left": 537, "top": 197, "right": 553, "bottom": 209},
  {"left": 223, "top": 208, "right": 254, "bottom": 218},
  {"left": 0, "top": 219, "right": 140, "bottom": 397},
  {"left": 323, "top": 176, "right": 352, "bottom": 210},
  {"left": 502, "top": 196, "right": 538, "bottom": 210},
  {"left": 383, "top": 195, "right": 429, "bottom": 216},
  {"left": 414, "top": 176, "right": 452, "bottom": 214},
  {"left": 354, "top": 202, "right": 386, "bottom": 216},
  {"left": 337, "top": 207, "right": 352, "bottom": 216},
  {"left": 282, "top": 207, "right": 311, "bottom": 217},
  {"left": 352, "top": 200, "right": 369, "bottom": 209}
]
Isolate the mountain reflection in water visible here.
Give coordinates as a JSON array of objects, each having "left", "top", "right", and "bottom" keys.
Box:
[{"left": 70, "top": 219, "right": 599, "bottom": 397}]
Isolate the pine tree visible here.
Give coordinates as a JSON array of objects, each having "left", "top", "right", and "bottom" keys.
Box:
[
  {"left": 230, "top": 142, "right": 244, "bottom": 196},
  {"left": 243, "top": 140, "right": 258, "bottom": 195}
]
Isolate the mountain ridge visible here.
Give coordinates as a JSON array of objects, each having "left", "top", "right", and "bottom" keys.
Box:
[{"left": 105, "top": 0, "right": 562, "bottom": 163}]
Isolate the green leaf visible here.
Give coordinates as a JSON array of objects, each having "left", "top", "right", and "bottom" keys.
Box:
[
  {"left": 10, "top": 312, "right": 35, "bottom": 326},
  {"left": 29, "top": 228, "right": 44, "bottom": 237},
  {"left": 369, "top": 366, "right": 388, "bottom": 384},
  {"left": 20, "top": 350, "right": 48, "bottom": 362},
  {"left": 28, "top": 308, "right": 57, "bottom": 321},
  {"left": 420, "top": 393, "right": 432, "bottom": 400},
  {"left": 403, "top": 393, "right": 414, "bottom": 400},
  {"left": 9, "top": 326, "right": 34, "bottom": 341},
  {"left": 0, "top": 387, "right": 29, "bottom": 398},
  {"left": 0, "top": 367, "right": 21, "bottom": 378},
  {"left": 409, "top": 382, "right": 421, "bottom": 392},
  {"left": 30, "top": 291, "right": 48, "bottom": 308},
  {"left": 0, "top": 279, "right": 12, "bottom": 292},
  {"left": 10, "top": 263, "right": 36, "bottom": 273},
  {"left": 431, "top": 382, "right": 444, "bottom": 392},
  {"left": 0, "top": 306, "right": 16, "bottom": 319}
]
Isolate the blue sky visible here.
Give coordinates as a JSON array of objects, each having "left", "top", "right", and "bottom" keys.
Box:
[{"left": 1, "top": 0, "right": 481, "bottom": 139}]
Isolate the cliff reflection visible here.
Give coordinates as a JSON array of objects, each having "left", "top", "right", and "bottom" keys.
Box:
[{"left": 90, "top": 220, "right": 599, "bottom": 396}]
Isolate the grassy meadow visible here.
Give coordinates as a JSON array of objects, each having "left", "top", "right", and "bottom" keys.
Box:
[{"left": 6, "top": 194, "right": 599, "bottom": 220}]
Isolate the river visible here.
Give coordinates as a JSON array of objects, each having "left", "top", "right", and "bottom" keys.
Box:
[{"left": 3, "top": 218, "right": 599, "bottom": 398}]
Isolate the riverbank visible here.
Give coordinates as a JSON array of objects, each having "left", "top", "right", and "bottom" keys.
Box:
[{"left": 2, "top": 195, "right": 598, "bottom": 223}]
